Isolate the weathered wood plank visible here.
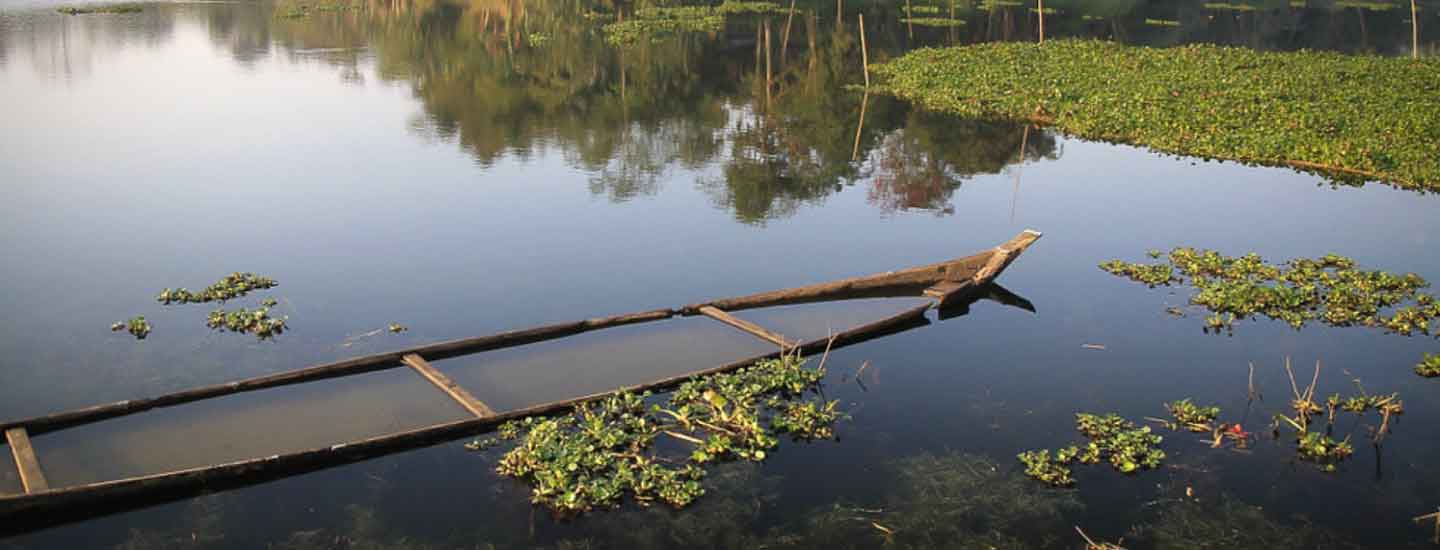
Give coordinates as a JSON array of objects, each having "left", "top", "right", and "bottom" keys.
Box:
[
  {"left": 698, "top": 306, "right": 796, "bottom": 348},
  {"left": 402, "top": 354, "right": 496, "bottom": 418},
  {"left": 5, "top": 428, "right": 48, "bottom": 494},
  {"left": 688, "top": 229, "right": 1041, "bottom": 313}
]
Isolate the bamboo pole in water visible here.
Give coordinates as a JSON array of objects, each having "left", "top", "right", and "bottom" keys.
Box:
[
  {"left": 781, "top": 0, "right": 796, "bottom": 60},
  {"left": 852, "top": 91, "right": 869, "bottom": 161},
  {"left": 906, "top": 0, "right": 914, "bottom": 40},
  {"left": 1413, "top": 0, "right": 1420, "bottom": 60},
  {"left": 859, "top": 13, "right": 870, "bottom": 88},
  {"left": 1038, "top": 0, "right": 1045, "bottom": 44},
  {"left": 765, "top": 19, "right": 773, "bottom": 104}
]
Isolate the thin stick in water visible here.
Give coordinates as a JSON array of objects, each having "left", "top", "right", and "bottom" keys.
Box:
[{"left": 858, "top": 13, "right": 870, "bottom": 88}]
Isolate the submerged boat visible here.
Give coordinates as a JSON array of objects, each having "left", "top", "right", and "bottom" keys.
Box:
[{"left": 0, "top": 229, "right": 1042, "bottom": 532}]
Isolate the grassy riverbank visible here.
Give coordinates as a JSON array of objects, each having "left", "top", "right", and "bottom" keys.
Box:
[{"left": 870, "top": 40, "right": 1440, "bottom": 190}]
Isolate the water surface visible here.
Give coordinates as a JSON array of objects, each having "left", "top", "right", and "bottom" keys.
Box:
[{"left": 2, "top": 0, "right": 1439, "bottom": 547}]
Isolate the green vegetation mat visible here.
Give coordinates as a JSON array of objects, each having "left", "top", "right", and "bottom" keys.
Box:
[
  {"left": 870, "top": 40, "right": 1440, "bottom": 191},
  {"left": 56, "top": 3, "right": 142, "bottom": 14}
]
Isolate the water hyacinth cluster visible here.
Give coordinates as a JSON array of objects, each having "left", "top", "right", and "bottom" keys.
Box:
[
  {"left": 56, "top": 4, "right": 142, "bottom": 14},
  {"left": 110, "top": 316, "right": 152, "bottom": 340},
  {"left": 1158, "top": 398, "right": 1222, "bottom": 432},
  {"left": 1293, "top": 432, "right": 1354, "bottom": 471},
  {"left": 109, "top": 271, "right": 287, "bottom": 341},
  {"left": 157, "top": 272, "right": 278, "bottom": 305},
  {"left": 869, "top": 40, "right": 1440, "bottom": 191},
  {"left": 471, "top": 353, "right": 842, "bottom": 514},
  {"left": 1417, "top": 353, "right": 1440, "bottom": 377},
  {"left": 1101, "top": 249, "right": 1440, "bottom": 338},
  {"left": 900, "top": 17, "right": 968, "bottom": 27},
  {"left": 602, "top": 1, "right": 782, "bottom": 45},
  {"left": 206, "top": 308, "right": 288, "bottom": 340},
  {"left": 1018, "top": 413, "right": 1165, "bottom": 486}
]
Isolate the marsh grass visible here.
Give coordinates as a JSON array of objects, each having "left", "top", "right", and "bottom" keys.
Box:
[{"left": 871, "top": 40, "right": 1440, "bottom": 190}]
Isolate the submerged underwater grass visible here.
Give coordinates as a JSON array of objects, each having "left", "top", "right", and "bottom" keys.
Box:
[{"left": 870, "top": 40, "right": 1440, "bottom": 190}]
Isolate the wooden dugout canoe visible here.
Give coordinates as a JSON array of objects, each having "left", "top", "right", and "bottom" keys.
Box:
[{"left": 0, "top": 229, "right": 1041, "bottom": 533}]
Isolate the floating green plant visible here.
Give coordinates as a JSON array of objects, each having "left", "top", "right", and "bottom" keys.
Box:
[
  {"left": 1160, "top": 398, "right": 1221, "bottom": 432},
  {"left": 1417, "top": 353, "right": 1440, "bottom": 377},
  {"left": 902, "top": 4, "right": 942, "bottom": 14},
  {"left": 157, "top": 272, "right": 278, "bottom": 305},
  {"left": 1144, "top": 17, "right": 1180, "bottom": 25},
  {"left": 603, "top": 1, "right": 782, "bottom": 45},
  {"left": 56, "top": 4, "right": 142, "bottom": 14},
  {"left": 870, "top": 40, "right": 1440, "bottom": 190},
  {"left": 206, "top": 307, "right": 288, "bottom": 340},
  {"left": 1294, "top": 431, "right": 1353, "bottom": 471},
  {"left": 274, "top": 1, "right": 361, "bottom": 19},
  {"left": 1019, "top": 412, "right": 1164, "bottom": 486},
  {"left": 900, "top": 17, "right": 968, "bottom": 27},
  {"left": 472, "top": 353, "right": 842, "bottom": 514},
  {"left": 111, "top": 316, "right": 152, "bottom": 340},
  {"left": 1100, "top": 249, "right": 1440, "bottom": 337},
  {"left": 1203, "top": 2, "right": 1259, "bottom": 10}
]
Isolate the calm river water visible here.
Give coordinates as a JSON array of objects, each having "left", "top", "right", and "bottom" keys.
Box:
[{"left": 2, "top": 0, "right": 1439, "bottom": 547}]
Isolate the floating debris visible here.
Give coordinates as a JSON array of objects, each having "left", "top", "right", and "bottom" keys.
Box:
[
  {"left": 472, "top": 352, "right": 842, "bottom": 514},
  {"left": 157, "top": 272, "right": 278, "bottom": 305},
  {"left": 206, "top": 307, "right": 288, "bottom": 340},
  {"left": 387, "top": 323, "right": 408, "bottom": 334},
  {"left": 1075, "top": 526, "right": 1127, "bottom": 550},
  {"left": 110, "top": 316, "right": 151, "bottom": 340},
  {"left": 1081, "top": 343, "right": 1107, "bottom": 350},
  {"left": 1416, "top": 508, "right": 1440, "bottom": 545}
]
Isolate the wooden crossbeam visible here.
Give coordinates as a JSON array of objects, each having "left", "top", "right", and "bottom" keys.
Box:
[
  {"left": 698, "top": 306, "right": 796, "bottom": 348},
  {"left": 923, "top": 280, "right": 977, "bottom": 307},
  {"left": 6, "top": 428, "right": 48, "bottom": 494},
  {"left": 401, "top": 354, "right": 496, "bottom": 418}
]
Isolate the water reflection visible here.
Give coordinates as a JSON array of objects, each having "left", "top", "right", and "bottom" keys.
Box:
[{"left": 5, "top": 0, "right": 1433, "bottom": 220}]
